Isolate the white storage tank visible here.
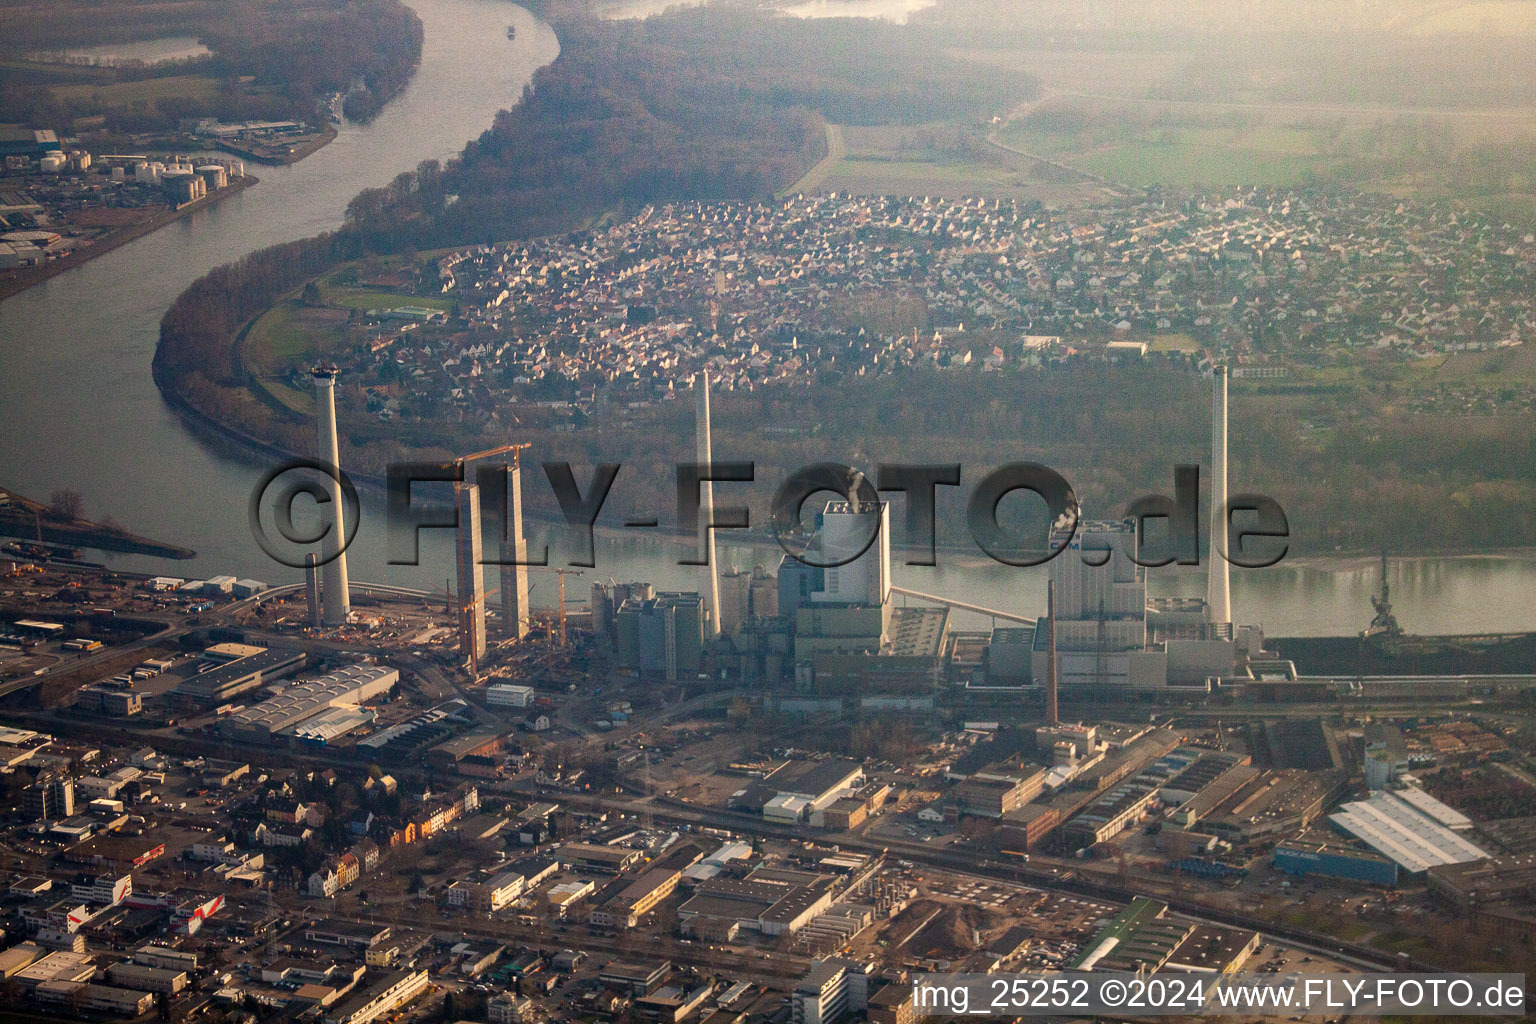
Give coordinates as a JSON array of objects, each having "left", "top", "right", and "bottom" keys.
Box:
[
  {"left": 39, "top": 152, "right": 66, "bottom": 173},
  {"left": 196, "top": 164, "right": 227, "bottom": 189}
]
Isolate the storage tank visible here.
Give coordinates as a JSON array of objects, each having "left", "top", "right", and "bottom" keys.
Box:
[
  {"left": 196, "top": 164, "right": 227, "bottom": 189},
  {"left": 39, "top": 153, "right": 66, "bottom": 173}
]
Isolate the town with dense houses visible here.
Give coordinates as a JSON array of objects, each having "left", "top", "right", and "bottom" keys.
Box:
[{"left": 304, "top": 189, "right": 1536, "bottom": 426}]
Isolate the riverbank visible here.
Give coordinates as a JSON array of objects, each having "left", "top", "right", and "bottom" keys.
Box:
[
  {"left": 146, "top": 376, "right": 1536, "bottom": 568},
  {"left": 216, "top": 125, "right": 340, "bottom": 166},
  {"left": 0, "top": 174, "right": 258, "bottom": 304},
  {"left": 0, "top": 486, "right": 195, "bottom": 559}
]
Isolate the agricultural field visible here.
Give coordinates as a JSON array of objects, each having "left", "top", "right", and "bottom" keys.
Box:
[
  {"left": 819, "top": 122, "right": 1107, "bottom": 203},
  {"left": 318, "top": 287, "right": 454, "bottom": 313},
  {"left": 49, "top": 73, "right": 226, "bottom": 109}
]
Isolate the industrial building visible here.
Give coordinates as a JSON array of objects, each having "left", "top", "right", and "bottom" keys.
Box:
[
  {"left": 282, "top": 704, "right": 377, "bottom": 746},
  {"left": 1274, "top": 830, "right": 1400, "bottom": 887},
  {"left": 0, "top": 127, "right": 61, "bottom": 158},
  {"left": 486, "top": 683, "right": 535, "bottom": 708},
  {"left": 1427, "top": 854, "right": 1536, "bottom": 937},
  {"left": 813, "top": 500, "right": 891, "bottom": 610},
  {"left": 615, "top": 592, "right": 706, "bottom": 680},
  {"left": 177, "top": 646, "right": 306, "bottom": 705},
  {"left": 220, "top": 665, "right": 397, "bottom": 744},
  {"left": 1201, "top": 769, "right": 1348, "bottom": 846},
  {"left": 1329, "top": 788, "right": 1488, "bottom": 876},
  {"left": 951, "top": 769, "right": 1047, "bottom": 820},
  {"left": 676, "top": 869, "right": 837, "bottom": 940},
  {"left": 800, "top": 606, "right": 948, "bottom": 694},
  {"left": 1071, "top": 897, "right": 1259, "bottom": 975},
  {"left": 731, "top": 759, "right": 865, "bottom": 816}
]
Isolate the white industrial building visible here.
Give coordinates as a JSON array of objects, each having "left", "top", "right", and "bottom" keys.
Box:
[
  {"left": 1329, "top": 788, "right": 1488, "bottom": 876},
  {"left": 813, "top": 500, "right": 890, "bottom": 609},
  {"left": 486, "top": 683, "right": 535, "bottom": 708},
  {"left": 281, "top": 705, "right": 377, "bottom": 746},
  {"left": 221, "top": 665, "right": 396, "bottom": 744}
]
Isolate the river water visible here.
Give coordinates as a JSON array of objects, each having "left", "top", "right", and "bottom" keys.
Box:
[{"left": 1, "top": 0, "right": 1534, "bottom": 637}]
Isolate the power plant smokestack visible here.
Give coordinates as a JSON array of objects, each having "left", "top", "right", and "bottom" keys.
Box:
[
  {"left": 1045, "top": 579, "right": 1059, "bottom": 726},
  {"left": 1207, "top": 365, "right": 1232, "bottom": 624},
  {"left": 312, "top": 366, "right": 350, "bottom": 626},
  {"left": 696, "top": 371, "right": 721, "bottom": 638}
]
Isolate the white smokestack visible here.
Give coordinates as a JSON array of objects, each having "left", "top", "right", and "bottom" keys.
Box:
[
  {"left": 696, "top": 371, "right": 721, "bottom": 637},
  {"left": 1208, "top": 365, "right": 1231, "bottom": 624},
  {"left": 312, "top": 366, "right": 351, "bottom": 625}
]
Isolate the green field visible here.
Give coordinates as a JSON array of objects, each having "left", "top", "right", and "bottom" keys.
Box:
[
  {"left": 245, "top": 303, "right": 311, "bottom": 364},
  {"left": 50, "top": 73, "right": 223, "bottom": 108},
  {"left": 1074, "top": 140, "right": 1344, "bottom": 187},
  {"left": 318, "top": 286, "right": 455, "bottom": 313}
]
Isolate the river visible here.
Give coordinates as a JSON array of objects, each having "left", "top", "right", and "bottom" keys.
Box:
[{"left": 2, "top": 0, "right": 1535, "bottom": 638}]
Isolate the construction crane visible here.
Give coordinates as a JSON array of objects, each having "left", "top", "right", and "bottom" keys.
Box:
[
  {"left": 432, "top": 578, "right": 498, "bottom": 677},
  {"left": 530, "top": 567, "right": 583, "bottom": 646},
  {"left": 443, "top": 442, "right": 531, "bottom": 473}
]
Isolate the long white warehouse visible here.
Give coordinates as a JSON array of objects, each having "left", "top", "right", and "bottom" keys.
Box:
[
  {"left": 221, "top": 664, "right": 397, "bottom": 744},
  {"left": 1329, "top": 788, "right": 1487, "bottom": 876}
]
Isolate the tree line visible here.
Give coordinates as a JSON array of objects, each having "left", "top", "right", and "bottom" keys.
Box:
[{"left": 0, "top": 0, "right": 422, "bottom": 130}]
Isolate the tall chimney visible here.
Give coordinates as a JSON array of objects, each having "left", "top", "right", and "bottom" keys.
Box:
[
  {"left": 312, "top": 366, "right": 350, "bottom": 625},
  {"left": 1046, "top": 579, "right": 1059, "bottom": 726},
  {"left": 1207, "top": 365, "right": 1232, "bottom": 624},
  {"left": 696, "top": 371, "right": 721, "bottom": 638}
]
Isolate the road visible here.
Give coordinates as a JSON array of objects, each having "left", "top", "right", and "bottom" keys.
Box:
[
  {"left": 780, "top": 122, "right": 845, "bottom": 196},
  {"left": 983, "top": 90, "right": 1109, "bottom": 185}
]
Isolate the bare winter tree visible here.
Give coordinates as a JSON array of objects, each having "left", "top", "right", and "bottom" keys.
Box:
[{"left": 48, "top": 488, "right": 84, "bottom": 520}]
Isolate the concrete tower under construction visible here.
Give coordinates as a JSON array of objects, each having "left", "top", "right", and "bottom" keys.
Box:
[
  {"left": 695, "top": 371, "right": 721, "bottom": 638},
  {"left": 456, "top": 482, "right": 488, "bottom": 668},
  {"left": 312, "top": 366, "right": 350, "bottom": 626},
  {"left": 498, "top": 457, "right": 532, "bottom": 640},
  {"left": 303, "top": 553, "right": 321, "bottom": 628},
  {"left": 1208, "top": 366, "right": 1232, "bottom": 624}
]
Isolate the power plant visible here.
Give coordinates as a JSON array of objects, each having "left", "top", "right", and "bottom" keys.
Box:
[
  {"left": 311, "top": 366, "right": 350, "bottom": 626},
  {"left": 1020, "top": 365, "right": 1253, "bottom": 693}
]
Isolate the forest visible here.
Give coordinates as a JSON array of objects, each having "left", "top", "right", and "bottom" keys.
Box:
[
  {"left": 0, "top": 0, "right": 422, "bottom": 130},
  {"left": 339, "top": 11, "right": 1030, "bottom": 251}
]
